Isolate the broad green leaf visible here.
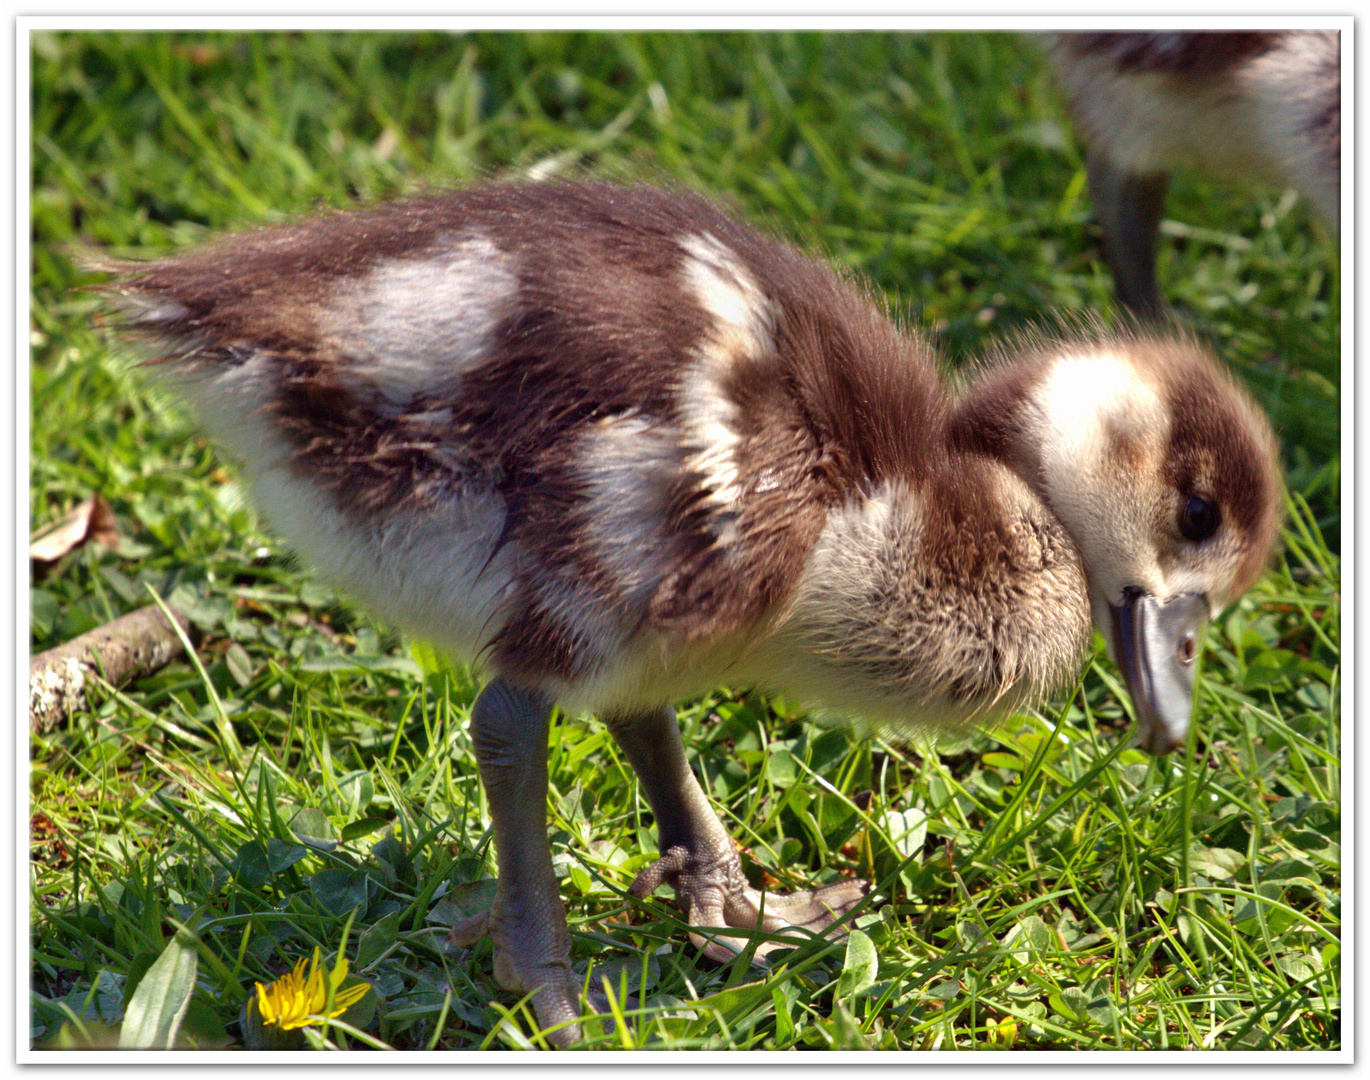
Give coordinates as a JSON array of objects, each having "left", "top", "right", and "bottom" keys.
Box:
[
  {"left": 1243, "top": 649, "right": 1301, "bottom": 688},
  {"left": 883, "top": 805, "right": 929, "bottom": 862},
  {"left": 290, "top": 807, "right": 337, "bottom": 851},
  {"left": 118, "top": 931, "right": 198, "bottom": 1049},
  {"left": 1051, "top": 984, "right": 1116, "bottom": 1028},
  {"left": 427, "top": 879, "right": 498, "bottom": 927},
  {"left": 309, "top": 868, "right": 372, "bottom": 916},
  {"left": 265, "top": 837, "right": 308, "bottom": 873},
  {"left": 337, "top": 770, "right": 374, "bottom": 814},
  {"left": 356, "top": 911, "right": 403, "bottom": 969},
  {"left": 341, "top": 816, "right": 391, "bottom": 843},
  {"left": 1003, "top": 915, "right": 1054, "bottom": 965},
  {"left": 836, "top": 928, "right": 878, "bottom": 999},
  {"left": 231, "top": 841, "right": 271, "bottom": 889},
  {"left": 1188, "top": 846, "right": 1247, "bottom": 881}
]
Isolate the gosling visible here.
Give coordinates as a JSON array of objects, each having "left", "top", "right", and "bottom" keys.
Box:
[
  {"left": 100, "top": 181, "right": 1282, "bottom": 1046},
  {"left": 1043, "top": 30, "right": 1340, "bottom": 318}
]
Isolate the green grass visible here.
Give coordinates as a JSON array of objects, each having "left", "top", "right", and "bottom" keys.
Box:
[{"left": 29, "top": 31, "right": 1340, "bottom": 1052}]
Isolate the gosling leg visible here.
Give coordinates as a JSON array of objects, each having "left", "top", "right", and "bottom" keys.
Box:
[
  {"left": 608, "top": 705, "right": 868, "bottom": 964},
  {"left": 1086, "top": 148, "right": 1170, "bottom": 320},
  {"left": 449, "top": 677, "right": 586, "bottom": 1047}
]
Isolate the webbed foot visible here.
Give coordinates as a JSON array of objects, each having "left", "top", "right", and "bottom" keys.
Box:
[{"left": 631, "top": 844, "right": 869, "bottom": 962}]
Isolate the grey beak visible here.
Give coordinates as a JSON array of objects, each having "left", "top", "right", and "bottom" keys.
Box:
[{"left": 1108, "top": 592, "right": 1210, "bottom": 755}]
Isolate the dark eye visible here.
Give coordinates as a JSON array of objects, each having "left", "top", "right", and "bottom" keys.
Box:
[{"left": 1179, "top": 494, "right": 1221, "bottom": 542}]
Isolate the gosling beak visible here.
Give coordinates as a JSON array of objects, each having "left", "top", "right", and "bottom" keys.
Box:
[{"left": 1108, "top": 592, "right": 1210, "bottom": 755}]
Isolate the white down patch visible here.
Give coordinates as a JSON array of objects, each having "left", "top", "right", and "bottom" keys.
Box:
[
  {"left": 317, "top": 232, "right": 519, "bottom": 412},
  {"left": 517, "top": 417, "right": 678, "bottom": 683},
  {"left": 676, "top": 232, "right": 778, "bottom": 541},
  {"left": 249, "top": 437, "right": 518, "bottom": 664},
  {"left": 1031, "top": 350, "right": 1169, "bottom": 608},
  {"left": 1033, "top": 351, "right": 1165, "bottom": 469},
  {"left": 575, "top": 414, "right": 680, "bottom": 620},
  {"left": 158, "top": 352, "right": 292, "bottom": 475},
  {"left": 115, "top": 291, "right": 191, "bottom": 333}
]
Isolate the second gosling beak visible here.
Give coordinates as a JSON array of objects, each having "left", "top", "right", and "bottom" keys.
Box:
[{"left": 1109, "top": 591, "right": 1210, "bottom": 755}]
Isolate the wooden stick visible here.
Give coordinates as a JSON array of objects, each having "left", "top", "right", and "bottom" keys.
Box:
[{"left": 29, "top": 605, "right": 195, "bottom": 734}]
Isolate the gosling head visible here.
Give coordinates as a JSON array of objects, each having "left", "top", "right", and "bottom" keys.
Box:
[{"left": 966, "top": 329, "right": 1282, "bottom": 753}]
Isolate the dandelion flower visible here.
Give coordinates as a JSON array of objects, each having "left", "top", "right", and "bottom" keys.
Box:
[{"left": 253, "top": 947, "right": 369, "bottom": 1031}]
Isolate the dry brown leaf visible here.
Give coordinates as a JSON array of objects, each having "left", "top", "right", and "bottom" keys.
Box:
[{"left": 29, "top": 495, "right": 120, "bottom": 563}]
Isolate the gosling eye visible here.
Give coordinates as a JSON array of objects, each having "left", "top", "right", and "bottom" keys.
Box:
[{"left": 1179, "top": 494, "right": 1221, "bottom": 542}]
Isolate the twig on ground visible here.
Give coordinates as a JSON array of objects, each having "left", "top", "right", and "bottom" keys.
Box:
[{"left": 29, "top": 605, "right": 195, "bottom": 734}]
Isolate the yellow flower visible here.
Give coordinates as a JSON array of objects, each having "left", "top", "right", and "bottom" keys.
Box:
[{"left": 253, "top": 947, "right": 369, "bottom": 1031}]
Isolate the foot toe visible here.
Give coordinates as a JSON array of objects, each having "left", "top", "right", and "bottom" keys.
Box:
[
  {"left": 693, "top": 878, "right": 871, "bottom": 962},
  {"left": 447, "top": 909, "right": 491, "bottom": 947},
  {"left": 749, "top": 877, "right": 869, "bottom": 933}
]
